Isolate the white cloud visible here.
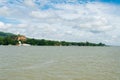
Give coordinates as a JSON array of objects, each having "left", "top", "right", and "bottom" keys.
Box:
[
  {"left": 0, "top": 22, "right": 11, "bottom": 29},
  {"left": 24, "top": 0, "right": 35, "bottom": 7},
  {"left": 17, "top": 23, "right": 28, "bottom": 28},
  {"left": 0, "top": 6, "right": 10, "bottom": 16},
  {"left": 0, "top": 1, "right": 120, "bottom": 45},
  {"left": 30, "top": 10, "right": 55, "bottom": 18},
  {"left": 0, "top": 22, "right": 5, "bottom": 28}
]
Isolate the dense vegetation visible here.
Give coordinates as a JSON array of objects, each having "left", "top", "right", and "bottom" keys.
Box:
[
  {"left": 0, "top": 36, "right": 18, "bottom": 45},
  {"left": 0, "top": 31, "right": 106, "bottom": 46}
]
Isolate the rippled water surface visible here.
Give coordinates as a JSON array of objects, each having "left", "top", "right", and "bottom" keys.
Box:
[{"left": 0, "top": 46, "right": 120, "bottom": 80}]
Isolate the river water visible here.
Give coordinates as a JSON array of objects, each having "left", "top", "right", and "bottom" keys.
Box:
[{"left": 0, "top": 46, "right": 120, "bottom": 80}]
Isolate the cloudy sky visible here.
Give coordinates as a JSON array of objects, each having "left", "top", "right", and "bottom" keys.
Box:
[{"left": 0, "top": 0, "right": 120, "bottom": 45}]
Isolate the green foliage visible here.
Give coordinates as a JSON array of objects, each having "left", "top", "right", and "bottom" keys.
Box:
[
  {"left": 0, "top": 37, "right": 4, "bottom": 45},
  {"left": 0, "top": 36, "right": 18, "bottom": 45}
]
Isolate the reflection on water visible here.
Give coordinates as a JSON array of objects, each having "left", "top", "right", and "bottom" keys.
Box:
[{"left": 0, "top": 46, "right": 120, "bottom": 80}]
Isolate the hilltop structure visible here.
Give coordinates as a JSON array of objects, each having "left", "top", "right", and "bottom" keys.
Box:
[{"left": 16, "top": 35, "right": 28, "bottom": 46}]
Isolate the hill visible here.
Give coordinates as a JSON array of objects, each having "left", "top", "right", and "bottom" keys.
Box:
[{"left": 0, "top": 31, "right": 15, "bottom": 38}]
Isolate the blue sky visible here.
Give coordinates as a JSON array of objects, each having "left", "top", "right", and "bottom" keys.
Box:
[
  {"left": 0, "top": 0, "right": 120, "bottom": 45},
  {"left": 100, "top": 0, "right": 120, "bottom": 4}
]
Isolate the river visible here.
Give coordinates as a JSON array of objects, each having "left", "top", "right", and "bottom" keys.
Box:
[{"left": 0, "top": 46, "right": 120, "bottom": 80}]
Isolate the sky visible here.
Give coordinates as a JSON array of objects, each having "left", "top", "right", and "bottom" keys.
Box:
[{"left": 0, "top": 0, "right": 120, "bottom": 45}]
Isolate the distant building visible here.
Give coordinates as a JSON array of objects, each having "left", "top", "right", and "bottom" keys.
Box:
[{"left": 17, "top": 35, "right": 27, "bottom": 41}]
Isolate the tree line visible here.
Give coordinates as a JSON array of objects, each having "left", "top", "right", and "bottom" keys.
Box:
[
  {"left": 0, "top": 35, "right": 106, "bottom": 46},
  {"left": 25, "top": 38, "right": 105, "bottom": 46}
]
